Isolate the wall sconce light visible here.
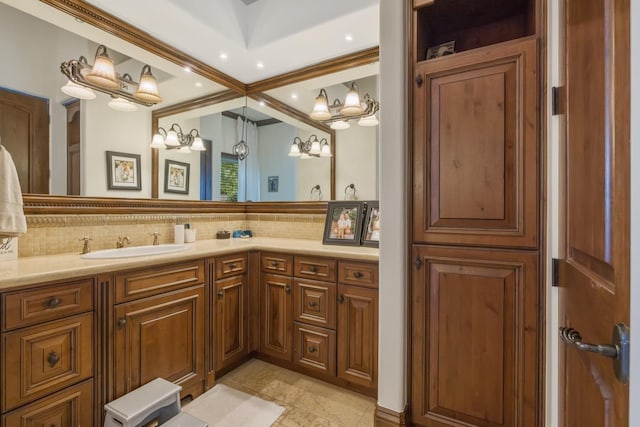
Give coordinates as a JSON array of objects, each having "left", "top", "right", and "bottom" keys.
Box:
[
  {"left": 150, "top": 123, "right": 205, "bottom": 153},
  {"left": 288, "top": 134, "right": 332, "bottom": 159},
  {"left": 309, "top": 82, "right": 379, "bottom": 130},
  {"left": 60, "top": 44, "right": 162, "bottom": 110}
]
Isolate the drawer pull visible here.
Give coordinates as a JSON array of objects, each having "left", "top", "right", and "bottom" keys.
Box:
[
  {"left": 230, "top": 262, "right": 237, "bottom": 269},
  {"left": 117, "top": 317, "right": 127, "bottom": 329},
  {"left": 48, "top": 350, "right": 60, "bottom": 368},
  {"left": 353, "top": 271, "right": 364, "bottom": 279},
  {"left": 308, "top": 301, "right": 318, "bottom": 308},
  {"left": 338, "top": 294, "right": 344, "bottom": 304},
  {"left": 285, "top": 285, "right": 291, "bottom": 294},
  {"left": 45, "top": 297, "right": 61, "bottom": 308},
  {"left": 309, "top": 265, "right": 318, "bottom": 273},
  {"left": 271, "top": 261, "right": 279, "bottom": 267},
  {"left": 308, "top": 346, "right": 317, "bottom": 353},
  {"left": 217, "top": 289, "right": 224, "bottom": 299}
]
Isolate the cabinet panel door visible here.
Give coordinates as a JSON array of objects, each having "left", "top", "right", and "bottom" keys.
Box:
[
  {"left": 260, "top": 274, "right": 292, "bottom": 362},
  {"left": 413, "top": 38, "right": 538, "bottom": 248},
  {"left": 293, "top": 322, "right": 336, "bottom": 377},
  {"left": 411, "top": 245, "right": 538, "bottom": 427},
  {"left": 114, "top": 286, "right": 204, "bottom": 399},
  {"left": 293, "top": 278, "right": 336, "bottom": 329},
  {"left": 337, "top": 284, "right": 377, "bottom": 390},
  {"left": 215, "top": 274, "right": 248, "bottom": 372}
]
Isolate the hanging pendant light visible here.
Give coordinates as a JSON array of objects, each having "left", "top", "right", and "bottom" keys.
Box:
[
  {"left": 133, "top": 65, "right": 163, "bottom": 103},
  {"left": 233, "top": 101, "right": 250, "bottom": 161},
  {"left": 84, "top": 45, "right": 119, "bottom": 89}
]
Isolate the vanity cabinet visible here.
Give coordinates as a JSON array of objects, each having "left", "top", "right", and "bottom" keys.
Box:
[
  {"left": 0, "top": 277, "right": 96, "bottom": 427},
  {"left": 213, "top": 253, "right": 249, "bottom": 374},
  {"left": 110, "top": 260, "right": 205, "bottom": 402}
]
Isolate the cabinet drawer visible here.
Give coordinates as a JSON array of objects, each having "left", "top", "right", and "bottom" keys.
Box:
[
  {"left": 215, "top": 253, "right": 248, "bottom": 280},
  {"left": 2, "top": 379, "right": 93, "bottom": 427},
  {"left": 338, "top": 261, "right": 378, "bottom": 288},
  {"left": 293, "top": 322, "right": 336, "bottom": 377},
  {"left": 261, "top": 252, "right": 293, "bottom": 275},
  {"left": 115, "top": 260, "right": 204, "bottom": 303},
  {"left": 293, "top": 279, "right": 336, "bottom": 330},
  {"left": 2, "top": 278, "right": 94, "bottom": 331},
  {"left": 294, "top": 256, "right": 336, "bottom": 281},
  {"left": 2, "top": 313, "right": 93, "bottom": 412}
]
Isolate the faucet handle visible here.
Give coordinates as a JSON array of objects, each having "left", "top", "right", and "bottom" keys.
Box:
[
  {"left": 79, "top": 236, "right": 92, "bottom": 254},
  {"left": 150, "top": 232, "right": 161, "bottom": 246}
]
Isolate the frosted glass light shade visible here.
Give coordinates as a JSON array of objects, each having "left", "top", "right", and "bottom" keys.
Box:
[
  {"left": 150, "top": 133, "right": 165, "bottom": 148},
  {"left": 309, "top": 90, "right": 332, "bottom": 120},
  {"left": 320, "top": 143, "right": 332, "bottom": 157},
  {"left": 108, "top": 97, "right": 137, "bottom": 112},
  {"left": 310, "top": 139, "right": 321, "bottom": 155},
  {"left": 330, "top": 120, "right": 350, "bottom": 130},
  {"left": 191, "top": 137, "right": 205, "bottom": 151},
  {"left": 165, "top": 130, "right": 180, "bottom": 146},
  {"left": 300, "top": 152, "right": 311, "bottom": 160},
  {"left": 133, "top": 65, "right": 162, "bottom": 103},
  {"left": 339, "top": 83, "right": 364, "bottom": 116},
  {"left": 358, "top": 114, "right": 379, "bottom": 127},
  {"left": 288, "top": 143, "right": 301, "bottom": 157},
  {"left": 85, "top": 51, "right": 119, "bottom": 89},
  {"left": 61, "top": 80, "right": 96, "bottom": 99}
]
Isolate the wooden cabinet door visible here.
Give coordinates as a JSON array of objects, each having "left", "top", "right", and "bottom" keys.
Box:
[
  {"left": 114, "top": 285, "right": 204, "bottom": 399},
  {"left": 215, "top": 274, "right": 248, "bottom": 372},
  {"left": 413, "top": 37, "right": 538, "bottom": 248},
  {"left": 336, "top": 284, "right": 377, "bottom": 390},
  {"left": 261, "top": 274, "right": 292, "bottom": 362},
  {"left": 411, "top": 245, "right": 539, "bottom": 427}
]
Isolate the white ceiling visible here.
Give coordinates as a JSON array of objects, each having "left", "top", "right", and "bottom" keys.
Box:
[{"left": 83, "top": 0, "right": 380, "bottom": 83}]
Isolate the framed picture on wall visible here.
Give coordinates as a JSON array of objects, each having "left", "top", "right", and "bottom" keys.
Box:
[
  {"left": 164, "top": 159, "right": 190, "bottom": 194},
  {"left": 106, "top": 151, "right": 141, "bottom": 191},
  {"left": 322, "top": 201, "right": 365, "bottom": 246},
  {"left": 361, "top": 201, "right": 380, "bottom": 247},
  {"left": 268, "top": 176, "right": 279, "bottom": 192}
]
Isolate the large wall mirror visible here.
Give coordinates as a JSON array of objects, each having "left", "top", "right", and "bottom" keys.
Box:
[{"left": 0, "top": 0, "right": 378, "bottom": 209}]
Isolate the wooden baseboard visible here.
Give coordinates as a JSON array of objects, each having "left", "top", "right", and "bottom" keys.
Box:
[{"left": 375, "top": 403, "right": 408, "bottom": 426}]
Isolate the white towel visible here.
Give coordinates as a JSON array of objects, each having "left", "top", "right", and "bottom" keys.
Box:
[{"left": 0, "top": 145, "right": 27, "bottom": 237}]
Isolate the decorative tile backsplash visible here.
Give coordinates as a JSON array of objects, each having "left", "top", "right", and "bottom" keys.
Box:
[{"left": 19, "top": 212, "right": 326, "bottom": 257}]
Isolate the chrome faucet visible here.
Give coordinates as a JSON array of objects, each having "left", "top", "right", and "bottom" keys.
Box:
[
  {"left": 150, "top": 232, "right": 160, "bottom": 246},
  {"left": 116, "top": 236, "right": 131, "bottom": 248}
]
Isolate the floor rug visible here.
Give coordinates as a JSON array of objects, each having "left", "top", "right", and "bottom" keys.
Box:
[{"left": 183, "top": 383, "right": 285, "bottom": 427}]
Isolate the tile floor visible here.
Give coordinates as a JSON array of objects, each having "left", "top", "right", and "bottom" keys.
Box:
[{"left": 218, "top": 359, "right": 376, "bottom": 426}]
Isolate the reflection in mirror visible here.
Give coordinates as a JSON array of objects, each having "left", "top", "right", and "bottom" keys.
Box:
[
  {"left": 153, "top": 97, "right": 332, "bottom": 202},
  {"left": 0, "top": 0, "right": 225, "bottom": 197}
]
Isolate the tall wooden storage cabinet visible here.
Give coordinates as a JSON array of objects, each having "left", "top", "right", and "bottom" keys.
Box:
[{"left": 409, "top": 1, "right": 543, "bottom": 426}]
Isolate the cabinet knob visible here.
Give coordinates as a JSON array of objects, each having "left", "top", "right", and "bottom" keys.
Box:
[
  {"left": 353, "top": 271, "right": 363, "bottom": 279},
  {"left": 48, "top": 350, "right": 60, "bottom": 368},
  {"left": 308, "top": 301, "right": 318, "bottom": 308},
  {"left": 271, "top": 261, "right": 279, "bottom": 267},
  {"left": 45, "top": 297, "right": 61, "bottom": 308},
  {"left": 309, "top": 265, "right": 318, "bottom": 273},
  {"left": 338, "top": 294, "right": 344, "bottom": 304},
  {"left": 217, "top": 289, "right": 224, "bottom": 299},
  {"left": 230, "top": 262, "right": 237, "bottom": 269},
  {"left": 416, "top": 74, "right": 424, "bottom": 88},
  {"left": 117, "top": 317, "right": 127, "bottom": 329},
  {"left": 285, "top": 285, "right": 291, "bottom": 294},
  {"left": 308, "top": 346, "right": 317, "bottom": 353}
]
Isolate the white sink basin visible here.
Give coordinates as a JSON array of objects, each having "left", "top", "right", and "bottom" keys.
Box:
[{"left": 81, "top": 244, "right": 190, "bottom": 259}]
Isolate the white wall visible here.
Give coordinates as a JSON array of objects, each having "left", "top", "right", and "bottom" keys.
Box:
[
  {"left": 295, "top": 129, "right": 331, "bottom": 201},
  {"left": 630, "top": 2, "right": 639, "bottom": 425},
  {"left": 258, "top": 123, "right": 298, "bottom": 201},
  {"left": 377, "top": 0, "right": 406, "bottom": 414}
]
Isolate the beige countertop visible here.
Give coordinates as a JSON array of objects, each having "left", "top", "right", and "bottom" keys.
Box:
[{"left": 0, "top": 237, "right": 379, "bottom": 291}]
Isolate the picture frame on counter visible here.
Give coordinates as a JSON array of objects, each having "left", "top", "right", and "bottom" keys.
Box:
[
  {"left": 106, "top": 151, "right": 141, "bottom": 191},
  {"left": 322, "top": 201, "right": 365, "bottom": 246},
  {"left": 361, "top": 201, "right": 380, "bottom": 248}
]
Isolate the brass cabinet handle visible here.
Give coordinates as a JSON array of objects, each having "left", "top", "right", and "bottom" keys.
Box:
[
  {"left": 48, "top": 350, "right": 60, "bottom": 368},
  {"left": 217, "top": 289, "right": 224, "bottom": 299},
  {"left": 353, "top": 271, "right": 363, "bottom": 279},
  {"left": 46, "top": 297, "right": 61, "bottom": 308},
  {"left": 337, "top": 294, "right": 344, "bottom": 304},
  {"left": 117, "top": 317, "right": 127, "bottom": 329}
]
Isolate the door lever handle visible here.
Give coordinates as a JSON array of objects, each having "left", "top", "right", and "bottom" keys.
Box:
[{"left": 559, "top": 323, "right": 630, "bottom": 384}]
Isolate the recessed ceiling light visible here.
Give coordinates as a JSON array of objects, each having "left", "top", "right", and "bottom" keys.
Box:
[
  {"left": 183, "top": 66, "right": 192, "bottom": 73},
  {"left": 291, "top": 93, "right": 298, "bottom": 100},
  {"left": 345, "top": 34, "right": 353, "bottom": 42},
  {"left": 219, "top": 52, "right": 228, "bottom": 60},
  {"left": 256, "top": 61, "right": 264, "bottom": 69},
  {"left": 259, "top": 101, "right": 265, "bottom": 107},
  {"left": 195, "top": 82, "right": 203, "bottom": 88}
]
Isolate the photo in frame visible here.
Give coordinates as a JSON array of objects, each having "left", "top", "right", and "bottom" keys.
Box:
[
  {"left": 268, "top": 176, "right": 279, "bottom": 192},
  {"left": 361, "top": 201, "right": 380, "bottom": 247},
  {"left": 426, "top": 40, "right": 455, "bottom": 59},
  {"left": 322, "top": 201, "right": 365, "bottom": 246},
  {"left": 106, "top": 151, "right": 141, "bottom": 191},
  {"left": 164, "top": 159, "right": 190, "bottom": 194}
]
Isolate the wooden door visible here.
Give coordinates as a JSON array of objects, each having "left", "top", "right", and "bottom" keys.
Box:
[
  {"left": 113, "top": 286, "right": 204, "bottom": 399},
  {"left": 337, "top": 284, "right": 377, "bottom": 390},
  {"left": 261, "top": 273, "right": 292, "bottom": 361},
  {"left": 0, "top": 87, "right": 49, "bottom": 194},
  {"left": 558, "top": 0, "right": 630, "bottom": 425},
  {"left": 215, "top": 274, "right": 248, "bottom": 372},
  {"left": 411, "top": 246, "right": 539, "bottom": 427},
  {"left": 413, "top": 38, "right": 538, "bottom": 249}
]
